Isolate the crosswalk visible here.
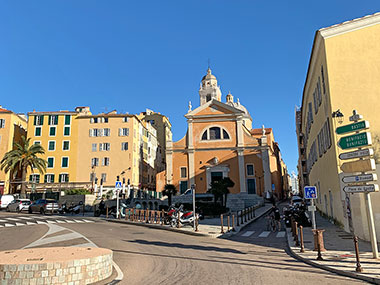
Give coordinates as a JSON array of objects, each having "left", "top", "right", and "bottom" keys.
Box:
[
  {"left": 0, "top": 215, "right": 95, "bottom": 228},
  {"left": 239, "top": 230, "right": 286, "bottom": 238}
]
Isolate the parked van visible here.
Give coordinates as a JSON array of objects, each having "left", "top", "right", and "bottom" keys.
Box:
[{"left": 0, "top": 194, "right": 15, "bottom": 210}]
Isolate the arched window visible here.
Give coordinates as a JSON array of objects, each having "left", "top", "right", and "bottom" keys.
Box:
[
  {"left": 206, "top": 94, "right": 211, "bottom": 102},
  {"left": 223, "top": 129, "right": 230, "bottom": 139},
  {"left": 209, "top": 127, "right": 221, "bottom": 140},
  {"left": 201, "top": 131, "right": 208, "bottom": 140},
  {"left": 201, "top": 127, "right": 230, "bottom": 141}
]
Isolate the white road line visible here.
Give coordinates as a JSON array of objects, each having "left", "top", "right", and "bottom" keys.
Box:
[
  {"left": 15, "top": 222, "right": 26, "bottom": 226},
  {"left": 0, "top": 219, "right": 7, "bottom": 222},
  {"left": 55, "top": 220, "right": 66, "bottom": 223},
  {"left": 64, "top": 220, "right": 75, "bottom": 223},
  {"left": 276, "top": 231, "right": 285, "bottom": 238},
  {"left": 258, "top": 231, "right": 270, "bottom": 238},
  {"left": 47, "top": 220, "right": 56, "bottom": 224},
  {"left": 17, "top": 217, "right": 34, "bottom": 220},
  {"left": 5, "top": 218, "right": 20, "bottom": 221},
  {"left": 241, "top": 231, "right": 255, "bottom": 237},
  {"left": 73, "top": 219, "right": 84, "bottom": 223},
  {"left": 82, "top": 219, "right": 94, "bottom": 223},
  {"left": 4, "top": 223, "right": 15, "bottom": 227},
  {"left": 0, "top": 225, "right": 3, "bottom": 227},
  {"left": 36, "top": 221, "right": 47, "bottom": 225},
  {"left": 26, "top": 222, "right": 36, "bottom": 225}
]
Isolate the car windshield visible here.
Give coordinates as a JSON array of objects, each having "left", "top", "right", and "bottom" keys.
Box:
[{"left": 47, "top": 200, "right": 57, "bottom": 203}]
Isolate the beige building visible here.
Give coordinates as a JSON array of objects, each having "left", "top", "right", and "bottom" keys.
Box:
[
  {"left": 0, "top": 107, "right": 27, "bottom": 194},
  {"left": 297, "top": 13, "right": 380, "bottom": 241}
]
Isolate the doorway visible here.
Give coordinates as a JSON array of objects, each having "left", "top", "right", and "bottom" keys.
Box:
[{"left": 247, "top": 179, "right": 256, "bottom": 194}]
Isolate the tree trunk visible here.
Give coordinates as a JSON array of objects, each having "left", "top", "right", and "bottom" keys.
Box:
[
  {"left": 168, "top": 194, "right": 172, "bottom": 207},
  {"left": 21, "top": 166, "right": 27, "bottom": 195}
]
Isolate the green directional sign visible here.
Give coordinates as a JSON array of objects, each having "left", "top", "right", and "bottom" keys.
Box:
[
  {"left": 336, "top": 121, "right": 369, "bottom": 135},
  {"left": 338, "top": 132, "right": 372, "bottom": 150}
]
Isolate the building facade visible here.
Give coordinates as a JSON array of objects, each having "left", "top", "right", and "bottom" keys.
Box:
[
  {"left": 160, "top": 68, "right": 288, "bottom": 204},
  {"left": 0, "top": 107, "right": 27, "bottom": 194},
  {"left": 297, "top": 13, "right": 380, "bottom": 241}
]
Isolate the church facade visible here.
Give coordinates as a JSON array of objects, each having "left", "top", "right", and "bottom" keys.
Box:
[{"left": 159, "top": 68, "right": 288, "bottom": 201}]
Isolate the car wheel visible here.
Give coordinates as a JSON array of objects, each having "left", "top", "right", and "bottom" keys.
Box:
[
  {"left": 28, "top": 207, "right": 32, "bottom": 214},
  {"left": 40, "top": 208, "right": 45, "bottom": 215}
]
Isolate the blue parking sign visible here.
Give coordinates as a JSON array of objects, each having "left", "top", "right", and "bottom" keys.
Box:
[{"left": 304, "top": 186, "right": 317, "bottom": 199}]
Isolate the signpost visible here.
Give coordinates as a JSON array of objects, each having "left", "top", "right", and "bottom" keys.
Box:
[
  {"left": 304, "top": 186, "right": 317, "bottom": 230},
  {"left": 344, "top": 184, "right": 379, "bottom": 194},
  {"left": 191, "top": 184, "right": 196, "bottom": 231},
  {"left": 339, "top": 148, "right": 373, "bottom": 160},
  {"left": 342, "top": 173, "right": 377, "bottom": 184},
  {"left": 340, "top": 158, "right": 376, "bottom": 173},
  {"left": 336, "top": 121, "right": 369, "bottom": 135},
  {"left": 115, "top": 181, "right": 122, "bottom": 219},
  {"left": 337, "top": 132, "right": 372, "bottom": 150}
]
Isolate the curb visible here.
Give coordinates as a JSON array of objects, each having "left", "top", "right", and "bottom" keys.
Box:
[
  {"left": 285, "top": 228, "right": 380, "bottom": 285},
  {"left": 104, "top": 218, "right": 210, "bottom": 237}
]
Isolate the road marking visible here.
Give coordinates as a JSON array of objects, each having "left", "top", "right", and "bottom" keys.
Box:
[
  {"left": 241, "top": 231, "right": 255, "bottom": 237},
  {"left": 36, "top": 221, "right": 47, "bottom": 225},
  {"left": 47, "top": 220, "right": 56, "bottom": 224},
  {"left": 17, "top": 217, "right": 34, "bottom": 220},
  {"left": 0, "top": 225, "right": 3, "bottom": 227},
  {"left": 26, "top": 222, "right": 36, "bottom": 225},
  {"left": 5, "top": 218, "right": 20, "bottom": 221},
  {"left": 0, "top": 219, "right": 7, "bottom": 222},
  {"left": 82, "top": 219, "right": 94, "bottom": 223},
  {"left": 64, "top": 220, "right": 75, "bottom": 223},
  {"left": 4, "top": 223, "right": 15, "bottom": 227},
  {"left": 55, "top": 220, "right": 66, "bottom": 223},
  {"left": 276, "top": 231, "right": 285, "bottom": 238},
  {"left": 15, "top": 222, "right": 26, "bottom": 226},
  {"left": 258, "top": 231, "right": 270, "bottom": 237},
  {"left": 74, "top": 219, "right": 84, "bottom": 223}
]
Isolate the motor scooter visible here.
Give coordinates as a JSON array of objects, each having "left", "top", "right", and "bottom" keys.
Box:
[{"left": 170, "top": 205, "right": 195, "bottom": 227}]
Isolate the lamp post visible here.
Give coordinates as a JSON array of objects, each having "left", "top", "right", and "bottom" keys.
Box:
[{"left": 91, "top": 165, "right": 96, "bottom": 193}]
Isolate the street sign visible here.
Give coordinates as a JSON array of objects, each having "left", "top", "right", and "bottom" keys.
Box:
[
  {"left": 308, "top": 205, "right": 316, "bottom": 212},
  {"left": 338, "top": 132, "right": 372, "bottom": 150},
  {"left": 336, "top": 121, "right": 369, "bottom": 135},
  {"left": 339, "top": 148, "right": 373, "bottom": 160},
  {"left": 344, "top": 184, "right": 379, "bottom": 193},
  {"left": 115, "top": 181, "right": 122, "bottom": 189},
  {"left": 304, "top": 186, "right": 317, "bottom": 199},
  {"left": 340, "top": 158, "right": 376, "bottom": 173},
  {"left": 342, "top": 173, "right": 377, "bottom": 183}
]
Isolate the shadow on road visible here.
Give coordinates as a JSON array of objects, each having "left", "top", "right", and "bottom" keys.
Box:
[{"left": 126, "top": 239, "right": 246, "bottom": 254}]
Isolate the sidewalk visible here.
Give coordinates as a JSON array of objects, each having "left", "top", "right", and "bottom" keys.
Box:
[
  {"left": 287, "top": 212, "right": 380, "bottom": 284},
  {"left": 105, "top": 203, "right": 273, "bottom": 238}
]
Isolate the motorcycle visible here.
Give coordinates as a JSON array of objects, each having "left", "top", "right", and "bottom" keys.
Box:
[
  {"left": 59, "top": 201, "right": 83, "bottom": 215},
  {"left": 94, "top": 204, "right": 117, "bottom": 217},
  {"left": 170, "top": 205, "right": 196, "bottom": 228}
]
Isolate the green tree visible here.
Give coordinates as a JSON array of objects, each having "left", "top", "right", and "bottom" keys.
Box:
[
  {"left": 208, "top": 177, "right": 235, "bottom": 207},
  {"left": 0, "top": 136, "right": 47, "bottom": 194},
  {"left": 162, "top": 184, "right": 177, "bottom": 207}
]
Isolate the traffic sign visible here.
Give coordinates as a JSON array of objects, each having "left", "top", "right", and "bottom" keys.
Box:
[
  {"left": 115, "top": 181, "right": 122, "bottom": 189},
  {"left": 339, "top": 148, "right": 373, "bottom": 160},
  {"left": 340, "top": 158, "right": 376, "bottom": 173},
  {"left": 304, "top": 186, "right": 317, "bottom": 199},
  {"left": 338, "top": 132, "right": 372, "bottom": 150},
  {"left": 336, "top": 121, "right": 369, "bottom": 135},
  {"left": 342, "top": 173, "right": 377, "bottom": 183},
  {"left": 344, "top": 184, "right": 379, "bottom": 193}
]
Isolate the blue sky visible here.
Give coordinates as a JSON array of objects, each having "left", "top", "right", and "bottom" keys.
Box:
[{"left": 1, "top": 1, "right": 379, "bottom": 173}]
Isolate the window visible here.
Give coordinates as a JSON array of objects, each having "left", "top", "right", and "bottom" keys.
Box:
[
  {"left": 102, "top": 157, "right": 110, "bottom": 166},
  {"left": 209, "top": 127, "right": 219, "bottom": 139},
  {"left": 64, "top": 127, "right": 70, "bottom": 136},
  {"left": 201, "top": 131, "right": 207, "bottom": 140},
  {"left": 223, "top": 129, "right": 230, "bottom": 139},
  {"left": 103, "top": 128, "right": 110, "bottom": 136},
  {"left": 0, "top": 119, "right": 5, "bottom": 128},
  {"left": 123, "top": 117, "right": 129, "bottom": 123},
  {"left": 61, "top": 157, "right": 69, "bottom": 168},
  {"left": 48, "top": 115, "right": 58, "bottom": 125},
  {"left": 206, "top": 94, "right": 211, "bottom": 102},
  {"left": 121, "top": 142, "right": 128, "bottom": 151},
  {"left": 201, "top": 127, "right": 230, "bottom": 140},
  {"left": 59, "top": 174, "right": 69, "bottom": 183},
  {"left": 92, "top": 143, "right": 97, "bottom": 152},
  {"left": 90, "top": 117, "right": 98, "bottom": 124},
  {"left": 246, "top": 164, "right": 254, "bottom": 176},
  {"left": 29, "top": 174, "right": 40, "bottom": 183},
  {"left": 44, "top": 174, "right": 55, "bottom": 183},
  {"left": 34, "top": 115, "right": 44, "bottom": 126},
  {"left": 99, "top": 143, "right": 110, "bottom": 151},
  {"left": 34, "top": 141, "right": 41, "bottom": 145},
  {"left": 63, "top": 141, "right": 70, "bottom": 150},
  {"left": 180, "top": 181, "right": 188, "bottom": 194},
  {"left": 49, "top": 127, "right": 56, "bottom": 136},
  {"left": 64, "top": 115, "right": 71, "bottom": 125},
  {"left": 35, "top": 127, "right": 42, "bottom": 136},
  {"left": 104, "top": 117, "right": 108, "bottom": 123},
  {"left": 89, "top": 129, "right": 102, "bottom": 137},
  {"left": 91, "top": 158, "right": 99, "bottom": 167},
  {"left": 47, "top": 157, "right": 54, "bottom": 168},
  {"left": 180, "top": 167, "right": 187, "bottom": 178},
  {"left": 119, "top": 128, "right": 129, "bottom": 136},
  {"left": 48, "top": 141, "right": 55, "bottom": 151},
  {"left": 101, "top": 173, "right": 107, "bottom": 182}
]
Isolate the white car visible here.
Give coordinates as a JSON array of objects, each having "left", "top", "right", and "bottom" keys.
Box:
[
  {"left": 0, "top": 194, "right": 15, "bottom": 210},
  {"left": 6, "top": 199, "right": 31, "bottom": 212},
  {"left": 291, "top": 195, "right": 304, "bottom": 207}
]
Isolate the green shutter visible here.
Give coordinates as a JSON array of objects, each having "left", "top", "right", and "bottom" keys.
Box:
[
  {"left": 58, "top": 174, "right": 62, "bottom": 183},
  {"left": 48, "top": 115, "right": 52, "bottom": 125},
  {"left": 36, "top": 175, "right": 40, "bottom": 183},
  {"left": 49, "top": 127, "right": 56, "bottom": 136},
  {"left": 29, "top": 175, "right": 33, "bottom": 182},
  {"left": 55, "top": 115, "right": 58, "bottom": 125},
  {"left": 62, "top": 157, "right": 68, "bottom": 167},
  {"left": 44, "top": 175, "right": 47, "bottom": 183},
  {"left": 51, "top": 174, "right": 55, "bottom": 183},
  {"left": 33, "top": 116, "right": 37, "bottom": 126},
  {"left": 64, "top": 127, "right": 70, "bottom": 136},
  {"left": 65, "top": 115, "right": 71, "bottom": 125},
  {"left": 35, "top": 127, "right": 41, "bottom": 136},
  {"left": 40, "top": 115, "right": 44, "bottom": 125}
]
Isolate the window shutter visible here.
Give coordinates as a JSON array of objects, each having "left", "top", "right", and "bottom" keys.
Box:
[
  {"left": 29, "top": 175, "right": 33, "bottom": 182},
  {"left": 48, "top": 115, "right": 52, "bottom": 125},
  {"left": 40, "top": 115, "right": 44, "bottom": 125},
  {"left": 99, "top": 144, "right": 103, "bottom": 151},
  {"left": 118, "top": 128, "right": 121, "bottom": 136},
  {"left": 33, "top": 116, "right": 37, "bottom": 126},
  {"left": 44, "top": 175, "right": 47, "bottom": 183},
  {"left": 99, "top": 129, "right": 103, "bottom": 137},
  {"left": 51, "top": 174, "right": 55, "bottom": 183},
  {"left": 90, "top": 118, "right": 94, "bottom": 123}
]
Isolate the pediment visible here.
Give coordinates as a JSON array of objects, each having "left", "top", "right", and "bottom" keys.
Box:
[{"left": 185, "top": 100, "right": 243, "bottom": 118}]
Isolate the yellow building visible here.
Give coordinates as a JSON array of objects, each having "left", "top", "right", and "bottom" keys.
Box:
[
  {"left": 26, "top": 107, "right": 88, "bottom": 191},
  {"left": 297, "top": 13, "right": 380, "bottom": 241},
  {"left": 0, "top": 106, "right": 27, "bottom": 194}
]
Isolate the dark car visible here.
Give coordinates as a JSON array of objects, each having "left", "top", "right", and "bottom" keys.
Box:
[{"left": 28, "top": 199, "right": 59, "bottom": 215}]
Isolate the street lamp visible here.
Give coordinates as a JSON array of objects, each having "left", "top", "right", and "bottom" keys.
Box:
[{"left": 332, "top": 109, "right": 344, "bottom": 124}]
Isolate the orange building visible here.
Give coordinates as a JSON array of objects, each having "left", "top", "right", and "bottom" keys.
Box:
[{"left": 159, "top": 68, "right": 288, "bottom": 207}]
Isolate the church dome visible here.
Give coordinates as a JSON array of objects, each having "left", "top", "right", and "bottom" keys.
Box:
[
  {"left": 225, "top": 96, "right": 249, "bottom": 115},
  {"left": 202, "top": 68, "right": 216, "bottom": 81}
]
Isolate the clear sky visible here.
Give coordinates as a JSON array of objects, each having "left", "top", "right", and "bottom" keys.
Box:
[{"left": 1, "top": 1, "right": 379, "bottom": 173}]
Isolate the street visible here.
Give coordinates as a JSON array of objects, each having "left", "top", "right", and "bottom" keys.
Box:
[{"left": 0, "top": 211, "right": 366, "bottom": 285}]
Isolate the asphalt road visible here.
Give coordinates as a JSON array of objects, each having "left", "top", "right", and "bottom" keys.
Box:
[{"left": 0, "top": 211, "right": 366, "bottom": 285}]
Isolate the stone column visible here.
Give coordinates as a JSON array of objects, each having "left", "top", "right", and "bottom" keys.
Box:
[{"left": 166, "top": 140, "right": 173, "bottom": 184}]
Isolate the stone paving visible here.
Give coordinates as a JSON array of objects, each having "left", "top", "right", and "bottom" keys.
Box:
[{"left": 287, "top": 212, "right": 380, "bottom": 284}]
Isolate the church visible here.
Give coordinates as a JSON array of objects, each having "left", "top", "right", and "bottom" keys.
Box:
[{"left": 158, "top": 68, "right": 289, "bottom": 206}]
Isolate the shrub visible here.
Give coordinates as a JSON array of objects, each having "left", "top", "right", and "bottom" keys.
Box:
[{"left": 64, "top": 189, "right": 91, "bottom": 195}]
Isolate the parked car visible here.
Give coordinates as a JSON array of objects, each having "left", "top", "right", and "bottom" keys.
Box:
[
  {"left": 6, "top": 199, "right": 31, "bottom": 212},
  {"left": 28, "top": 199, "right": 59, "bottom": 215},
  {"left": 290, "top": 195, "right": 304, "bottom": 207},
  {"left": 0, "top": 194, "right": 15, "bottom": 210}
]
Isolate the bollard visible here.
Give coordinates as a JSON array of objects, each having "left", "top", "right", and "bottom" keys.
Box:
[
  {"left": 299, "top": 226, "right": 305, "bottom": 253},
  {"left": 151, "top": 211, "right": 155, "bottom": 224},
  {"left": 146, "top": 210, "right": 149, "bottom": 223},
  {"left": 195, "top": 214, "right": 199, "bottom": 232},
  {"left": 353, "top": 236, "right": 363, "bottom": 272},
  {"left": 236, "top": 212, "right": 240, "bottom": 227},
  {"left": 316, "top": 232, "right": 323, "bottom": 261},
  {"left": 232, "top": 214, "right": 235, "bottom": 231},
  {"left": 294, "top": 222, "right": 300, "bottom": 246},
  {"left": 227, "top": 215, "right": 230, "bottom": 232},
  {"left": 250, "top": 207, "right": 253, "bottom": 219},
  {"left": 312, "top": 229, "right": 326, "bottom": 252},
  {"left": 126, "top": 208, "right": 129, "bottom": 220},
  {"left": 240, "top": 210, "right": 244, "bottom": 225},
  {"left": 247, "top": 208, "right": 250, "bottom": 220},
  {"left": 220, "top": 214, "right": 224, "bottom": 234},
  {"left": 177, "top": 211, "right": 181, "bottom": 228},
  {"left": 244, "top": 209, "right": 247, "bottom": 223},
  {"left": 253, "top": 206, "right": 256, "bottom": 218},
  {"left": 106, "top": 206, "right": 109, "bottom": 219},
  {"left": 291, "top": 218, "right": 296, "bottom": 237},
  {"left": 161, "top": 210, "right": 165, "bottom": 225}
]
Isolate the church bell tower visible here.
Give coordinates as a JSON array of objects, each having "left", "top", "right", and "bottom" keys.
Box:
[{"left": 199, "top": 68, "right": 222, "bottom": 105}]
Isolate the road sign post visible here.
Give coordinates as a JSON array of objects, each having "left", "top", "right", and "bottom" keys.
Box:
[
  {"left": 342, "top": 173, "right": 377, "bottom": 184},
  {"left": 339, "top": 148, "right": 373, "bottom": 160},
  {"left": 336, "top": 121, "right": 369, "bottom": 135},
  {"left": 191, "top": 184, "right": 196, "bottom": 231},
  {"left": 338, "top": 132, "right": 372, "bottom": 150},
  {"left": 115, "top": 181, "right": 122, "bottom": 219},
  {"left": 304, "top": 186, "right": 317, "bottom": 230}
]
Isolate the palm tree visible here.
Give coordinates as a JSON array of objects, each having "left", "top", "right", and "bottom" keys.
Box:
[
  {"left": 0, "top": 136, "right": 47, "bottom": 194},
  {"left": 208, "top": 177, "right": 235, "bottom": 207},
  {"left": 162, "top": 184, "right": 177, "bottom": 207}
]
